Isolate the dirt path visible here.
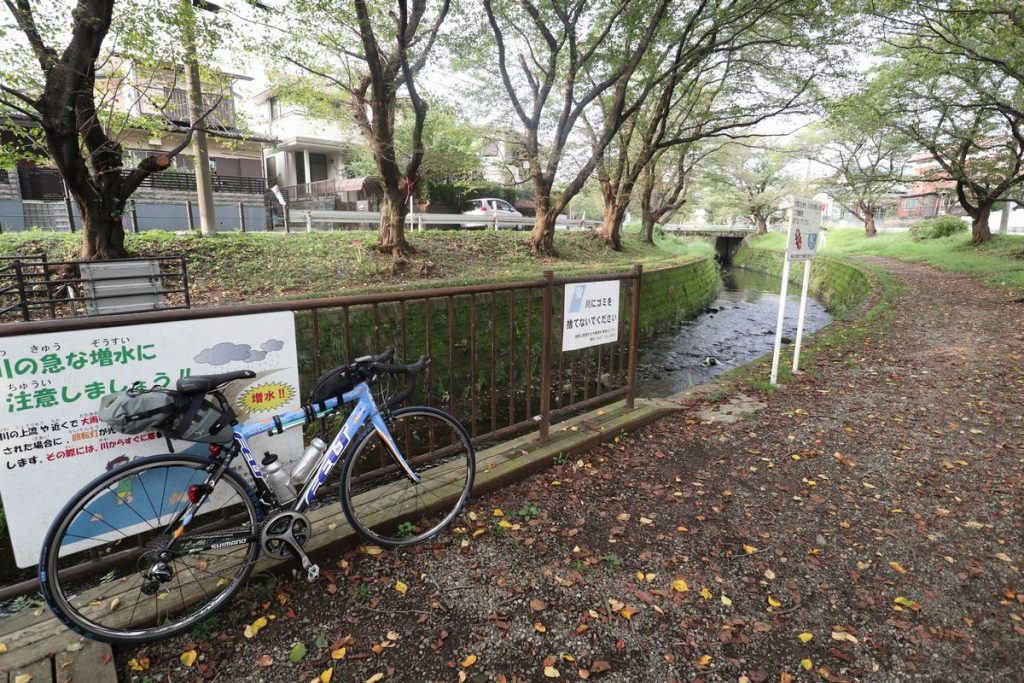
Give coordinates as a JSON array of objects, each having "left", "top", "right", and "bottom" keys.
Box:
[{"left": 120, "top": 258, "right": 1024, "bottom": 683}]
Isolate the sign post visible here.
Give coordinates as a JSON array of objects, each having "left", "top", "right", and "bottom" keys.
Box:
[{"left": 770, "top": 197, "right": 822, "bottom": 385}]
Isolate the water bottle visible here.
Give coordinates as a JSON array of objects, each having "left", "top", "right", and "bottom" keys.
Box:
[
  {"left": 262, "top": 452, "right": 297, "bottom": 504},
  {"left": 289, "top": 437, "right": 327, "bottom": 486}
]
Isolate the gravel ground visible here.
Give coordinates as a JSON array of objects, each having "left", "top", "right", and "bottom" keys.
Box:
[{"left": 119, "top": 258, "right": 1024, "bottom": 683}]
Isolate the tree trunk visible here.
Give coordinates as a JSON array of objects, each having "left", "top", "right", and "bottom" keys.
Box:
[
  {"left": 971, "top": 202, "right": 993, "bottom": 245},
  {"left": 754, "top": 215, "right": 768, "bottom": 235},
  {"left": 531, "top": 191, "right": 557, "bottom": 255},
  {"left": 600, "top": 204, "right": 627, "bottom": 250},
  {"left": 378, "top": 187, "right": 412, "bottom": 257},
  {"left": 863, "top": 211, "right": 877, "bottom": 237},
  {"left": 80, "top": 199, "right": 128, "bottom": 260}
]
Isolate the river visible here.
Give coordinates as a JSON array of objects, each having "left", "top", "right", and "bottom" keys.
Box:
[{"left": 636, "top": 266, "right": 833, "bottom": 396}]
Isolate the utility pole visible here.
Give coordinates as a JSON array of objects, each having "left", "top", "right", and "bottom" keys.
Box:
[{"left": 182, "top": 0, "right": 217, "bottom": 236}]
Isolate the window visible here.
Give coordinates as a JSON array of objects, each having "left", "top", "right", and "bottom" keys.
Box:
[
  {"left": 295, "top": 151, "right": 306, "bottom": 185},
  {"left": 904, "top": 198, "right": 917, "bottom": 210},
  {"left": 309, "top": 152, "right": 328, "bottom": 182},
  {"left": 269, "top": 97, "right": 281, "bottom": 121}
]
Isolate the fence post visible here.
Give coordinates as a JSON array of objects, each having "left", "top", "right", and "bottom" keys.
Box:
[
  {"left": 63, "top": 196, "right": 76, "bottom": 233},
  {"left": 12, "top": 260, "right": 29, "bottom": 322},
  {"left": 305, "top": 211, "right": 312, "bottom": 233},
  {"left": 626, "top": 263, "right": 642, "bottom": 410},
  {"left": 238, "top": 202, "right": 246, "bottom": 232},
  {"left": 130, "top": 199, "right": 139, "bottom": 233},
  {"left": 539, "top": 269, "right": 554, "bottom": 441},
  {"left": 418, "top": 214, "right": 424, "bottom": 232},
  {"left": 185, "top": 200, "right": 195, "bottom": 231}
]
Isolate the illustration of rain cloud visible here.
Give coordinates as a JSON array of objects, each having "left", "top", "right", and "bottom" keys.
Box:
[{"left": 194, "top": 339, "right": 285, "bottom": 365}]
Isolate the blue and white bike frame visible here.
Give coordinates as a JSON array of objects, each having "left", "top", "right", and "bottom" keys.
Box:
[{"left": 234, "top": 381, "right": 419, "bottom": 510}]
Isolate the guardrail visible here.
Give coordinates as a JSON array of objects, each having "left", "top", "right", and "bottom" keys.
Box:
[{"left": 286, "top": 209, "right": 604, "bottom": 232}]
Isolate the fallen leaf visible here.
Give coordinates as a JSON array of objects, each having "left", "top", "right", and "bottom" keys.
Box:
[
  {"left": 672, "top": 578, "right": 689, "bottom": 593},
  {"left": 781, "top": 673, "right": 794, "bottom": 683},
  {"left": 764, "top": 569, "right": 776, "bottom": 580},
  {"left": 461, "top": 654, "right": 477, "bottom": 668},
  {"left": 534, "top": 622, "right": 547, "bottom": 633},
  {"left": 530, "top": 599, "right": 548, "bottom": 612},
  {"left": 64, "top": 643, "right": 83, "bottom": 652},
  {"left": 721, "top": 594, "right": 733, "bottom": 606},
  {"left": 320, "top": 667, "right": 333, "bottom": 683},
  {"left": 363, "top": 546, "right": 384, "bottom": 556},
  {"left": 493, "top": 508, "right": 504, "bottom": 517},
  {"left": 395, "top": 581, "right": 408, "bottom": 595},
  {"left": 995, "top": 552, "right": 1013, "bottom": 563},
  {"left": 0, "top": 643, "right": 7, "bottom": 654},
  {"left": 543, "top": 665, "right": 560, "bottom": 677},
  {"left": 831, "top": 631, "right": 858, "bottom": 644},
  {"left": 290, "top": 642, "right": 307, "bottom": 663},
  {"left": 743, "top": 545, "right": 757, "bottom": 554},
  {"left": 331, "top": 647, "right": 347, "bottom": 660},
  {"left": 697, "top": 654, "right": 712, "bottom": 667},
  {"left": 608, "top": 598, "right": 625, "bottom": 611},
  {"left": 620, "top": 605, "right": 638, "bottom": 620},
  {"left": 801, "top": 658, "right": 813, "bottom": 671},
  {"left": 700, "top": 588, "right": 713, "bottom": 600},
  {"left": 590, "top": 660, "right": 611, "bottom": 673},
  {"left": 256, "top": 655, "right": 273, "bottom": 667},
  {"left": 888, "top": 561, "right": 907, "bottom": 574},
  {"left": 365, "top": 674, "right": 384, "bottom": 683},
  {"left": 13, "top": 675, "right": 32, "bottom": 683},
  {"left": 180, "top": 650, "right": 197, "bottom": 668},
  {"left": 767, "top": 596, "right": 782, "bottom": 608},
  {"left": 799, "top": 632, "right": 814, "bottom": 643}
]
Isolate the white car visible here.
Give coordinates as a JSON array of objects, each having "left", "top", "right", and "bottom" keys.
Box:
[{"left": 462, "top": 198, "right": 525, "bottom": 229}]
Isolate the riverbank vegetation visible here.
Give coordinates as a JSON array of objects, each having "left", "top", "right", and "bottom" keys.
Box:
[
  {"left": 750, "top": 229, "right": 1024, "bottom": 295},
  {"left": 0, "top": 229, "right": 713, "bottom": 306}
]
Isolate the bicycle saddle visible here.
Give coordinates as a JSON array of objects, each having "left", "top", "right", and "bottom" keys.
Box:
[{"left": 177, "top": 370, "right": 256, "bottom": 394}]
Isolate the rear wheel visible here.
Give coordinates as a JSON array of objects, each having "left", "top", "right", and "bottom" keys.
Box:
[
  {"left": 340, "top": 406, "right": 475, "bottom": 547},
  {"left": 39, "top": 455, "right": 262, "bottom": 645}
]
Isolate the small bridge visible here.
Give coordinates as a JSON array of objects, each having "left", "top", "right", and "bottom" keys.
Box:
[{"left": 661, "top": 225, "right": 756, "bottom": 264}]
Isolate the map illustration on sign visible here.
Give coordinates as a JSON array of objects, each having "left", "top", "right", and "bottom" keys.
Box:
[{"left": 786, "top": 197, "right": 823, "bottom": 262}]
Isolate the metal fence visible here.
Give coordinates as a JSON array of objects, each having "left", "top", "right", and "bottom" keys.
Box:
[
  {"left": 0, "top": 255, "right": 190, "bottom": 322},
  {"left": 287, "top": 209, "right": 603, "bottom": 232},
  {"left": 0, "top": 265, "right": 641, "bottom": 442}
]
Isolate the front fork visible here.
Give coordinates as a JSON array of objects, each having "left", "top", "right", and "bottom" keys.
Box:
[{"left": 370, "top": 411, "right": 421, "bottom": 484}]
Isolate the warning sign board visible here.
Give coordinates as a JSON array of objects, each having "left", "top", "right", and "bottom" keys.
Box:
[{"left": 561, "top": 281, "right": 620, "bottom": 351}]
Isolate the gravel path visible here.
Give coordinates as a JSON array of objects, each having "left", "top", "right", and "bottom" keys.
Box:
[{"left": 120, "top": 257, "right": 1024, "bottom": 683}]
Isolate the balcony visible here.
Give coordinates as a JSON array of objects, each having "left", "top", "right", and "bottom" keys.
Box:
[
  {"left": 280, "top": 176, "right": 381, "bottom": 202},
  {"left": 17, "top": 168, "right": 266, "bottom": 201}
]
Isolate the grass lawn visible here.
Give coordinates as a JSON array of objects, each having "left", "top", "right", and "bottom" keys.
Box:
[
  {"left": 0, "top": 228, "right": 713, "bottom": 306},
  {"left": 751, "top": 228, "right": 1024, "bottom": 295}
]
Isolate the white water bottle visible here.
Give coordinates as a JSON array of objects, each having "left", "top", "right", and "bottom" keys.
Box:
[
  {"left": 262, "top": 452, "right": 297, "bottom": 504},
  {"left": 289, "top": 437, "right": 327, "bottom": 485}
]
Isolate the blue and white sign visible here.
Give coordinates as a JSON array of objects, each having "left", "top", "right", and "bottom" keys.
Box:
[
  {"left": 562, "top": 280, "right": 620, "bottom": 351},
  {"left": 786, "top": 196, "right": 823, "bottom": 261}
]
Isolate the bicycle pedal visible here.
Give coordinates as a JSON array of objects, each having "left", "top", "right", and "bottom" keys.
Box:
[{"left": 305, "top": 563, "right": 320, "bottom": 582}]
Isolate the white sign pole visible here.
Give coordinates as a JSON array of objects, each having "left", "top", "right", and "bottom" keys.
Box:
[
  {"left": 792, "top": 259, "right": 812, "bottom": 373},
  {"left": 769, "top": 254, "right": 791, "bottom": 385}
]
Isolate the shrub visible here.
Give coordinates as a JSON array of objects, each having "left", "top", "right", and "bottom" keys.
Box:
[{"left": 911, "top": 215, "right": 968, "bottom": 240}]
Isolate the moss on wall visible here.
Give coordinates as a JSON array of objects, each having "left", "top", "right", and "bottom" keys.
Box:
[{"left": 733, "top": 245, "right": 871, "bottom": 318}]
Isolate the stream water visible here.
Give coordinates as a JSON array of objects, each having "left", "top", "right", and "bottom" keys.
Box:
[{"left": 636, "top": 267, "right": 833, "bottom": 397}]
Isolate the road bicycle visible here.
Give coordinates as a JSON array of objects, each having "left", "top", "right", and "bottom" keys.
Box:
[{"left": 39, "top": 348, "right": 475, "bottom": 645}]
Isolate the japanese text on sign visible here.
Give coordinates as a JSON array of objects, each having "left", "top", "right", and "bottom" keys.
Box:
[
  {"left": 562, "top": 280, "right": 620, "bottom": 351},
  {"left": 786, "top": 196, "right": 824, "bottom": 262}
]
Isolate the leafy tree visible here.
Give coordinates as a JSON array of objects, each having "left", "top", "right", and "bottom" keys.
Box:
[
  {"left": 697, "top": 142, "right": 799, "bottom": 233},
  {"left": 809, "top": 97, "right": 912, "bottom": 236},
  {"left": 477, "top": 0, "right": 672, "bottom": 254},
  {"left": 869, "top": 0, "right": 1024, "bottom": 243},
  {"left": 262, "top": 0, "right": 449, "bottom": 258},
  {"left": 637, "top": 142, "right": 716, "bottom": 244},
  {"left": 584, "top": 1, "right": 834, "bottom": 250},
  {"left": 0, "top": 0, "right": 229, "bottom": 259}
]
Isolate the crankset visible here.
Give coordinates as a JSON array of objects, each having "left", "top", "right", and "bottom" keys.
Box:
[{"left": 260, "top": 510, "right": 320, "bottom": 581}]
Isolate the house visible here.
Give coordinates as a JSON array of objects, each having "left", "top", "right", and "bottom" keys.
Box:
[
  {"left": 1, "top": 56, "right": 276, "bottom": 232},
  {"left": 894, "top": 151, "right": 962, "bottom": 220},
  {"left": 247, "top": 89, "right": 382, "bottom": 214}
]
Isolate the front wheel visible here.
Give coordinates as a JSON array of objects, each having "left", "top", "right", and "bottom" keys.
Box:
[
  {"left": 339, "top": 406, "right": 475, "bottom": 547},
  {"left": 39, "top": 455, "right": 262, "bottom": 645}
]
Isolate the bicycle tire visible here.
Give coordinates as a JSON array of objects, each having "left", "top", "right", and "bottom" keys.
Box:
[
  {"left": 40, "top": 454, "right": 263, "bottom": 645},
  {"left": 339, "top": 406, "right": 475, "bottom": 547}
]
